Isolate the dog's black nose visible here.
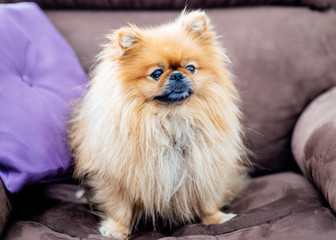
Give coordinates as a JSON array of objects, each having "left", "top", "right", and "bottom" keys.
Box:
[{"left": 170, "top": 73, "right": 184, "bottom": 82}]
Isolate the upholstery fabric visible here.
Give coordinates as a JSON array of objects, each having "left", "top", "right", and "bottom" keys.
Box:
[
  {"left": 0, "top": 0, "right": 334, "bottom": 9},
  {"left": 0, "top": 3, "right": 88, "bottom": 193},
  {"left": 292, "top": 86, "right": 336, "bottom": 212},
  {"left": 1, "top": 4, "right": 336, "bottom": 240},
  {"left": 46, "top": 8, "right": 336, "bottom": 174},
  {"left": 3, "top": 172, "right": 336, "bottom": 239},
  {"left": 0, "top": 179, "right": 10, "bottom": 236}
]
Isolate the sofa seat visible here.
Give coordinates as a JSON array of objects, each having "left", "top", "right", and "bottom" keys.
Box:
[
  {"left": 1, "top": 2, "right": 336, "bottom": 239},
  {"left": 3, "top": 172, "right": 336, "bottom": 240}
]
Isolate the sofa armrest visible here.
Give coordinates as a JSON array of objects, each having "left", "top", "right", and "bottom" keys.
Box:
[
  {"left": 292, "top": 86, "right": 336, "bottom": 211},
  {"left": 0, "top": 178, "right": 10, "bottom": 237}
]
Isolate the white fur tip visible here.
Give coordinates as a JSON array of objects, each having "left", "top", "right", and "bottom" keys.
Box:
[
  {"left": 76, "top": 189, "right": 85, "bottom": 199},
  {"left": 75, "top": 189, "right": 88, "bottom": 204}
]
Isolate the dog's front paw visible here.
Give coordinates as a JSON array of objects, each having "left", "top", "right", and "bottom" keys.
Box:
[
  {"left": 99, "top": 218, "right": 128, "bottom": 239},
  {"left": 217, "top": 212, "right": 236, "bottom": 223},
  {"left": 201, "top": 211, "right": 236, "bottom": 225}
]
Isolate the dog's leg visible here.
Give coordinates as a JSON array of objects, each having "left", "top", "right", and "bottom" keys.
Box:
[
  {"left": 99, "top": 216, "right": 130, "bottom": 239},
  {"left": 97, "top": 190, "right": 133, "bottom": 239}
]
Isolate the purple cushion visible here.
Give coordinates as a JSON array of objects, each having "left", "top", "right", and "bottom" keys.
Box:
[{"left": 0, "top": 2, "right": 88, "bottom": 193}]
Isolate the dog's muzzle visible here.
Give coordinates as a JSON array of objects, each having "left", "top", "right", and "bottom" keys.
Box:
[{"left": 154, "top": 72, "right": 193, "bottom": 103}]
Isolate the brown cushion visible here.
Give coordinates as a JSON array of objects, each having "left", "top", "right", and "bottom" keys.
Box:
[
  {"left": 0, "top": 0, "right": 334, "bottom": 10},
  {"left": 3, "top": 172, "right": 336, "bottom": 239},
  {"left": 292, "top": 86, "right": 336, "bottom": 212},
  {"left": 0, "top": 178, "right": 10, "bottom": 237},
  {"left": 45, "top": 8, "right": 336, "bottom": 174}
]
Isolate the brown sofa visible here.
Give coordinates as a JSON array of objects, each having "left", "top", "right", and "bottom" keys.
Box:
[{"left": 1, "top": 0, "right": 336, "bottom": 239}]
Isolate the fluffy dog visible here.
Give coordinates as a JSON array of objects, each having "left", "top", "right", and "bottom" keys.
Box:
[{"left": 69, "top": 10, "right": 249, "bottom": 239}]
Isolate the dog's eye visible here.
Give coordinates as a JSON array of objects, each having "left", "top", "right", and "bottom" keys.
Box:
[
  {"left": 186, "top": 65, "right": 196, "bottom": 74},
  {"left": 150, "top": 69, "right": 163, "bottom": 80}
]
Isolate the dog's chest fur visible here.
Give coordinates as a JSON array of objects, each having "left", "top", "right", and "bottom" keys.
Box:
[{"left": 129, "top": 113, "right": 225, "bottom": 221}]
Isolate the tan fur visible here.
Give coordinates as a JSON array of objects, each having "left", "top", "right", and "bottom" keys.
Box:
[{"left": 69, "top": 10, "right": 250, "bottom": 239}]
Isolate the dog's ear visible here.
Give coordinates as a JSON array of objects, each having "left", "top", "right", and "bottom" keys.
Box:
[
  {"left": 179, "top": 10, "right": 213, "bottom": 38},
  {"left": 105, "top": 26, "right": 141, "bottom": 60},
  {"left": 114, "top": 26, "right": 140, "bottom": 49}
]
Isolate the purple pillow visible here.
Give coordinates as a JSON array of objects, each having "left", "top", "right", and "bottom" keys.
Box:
[{"left": 0, "top": 2, "right": 88, "bottom": 193}]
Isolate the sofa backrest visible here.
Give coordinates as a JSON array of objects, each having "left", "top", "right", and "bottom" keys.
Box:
[
  {"left": 44, "top": 7, "right": 336, "bottom": 175},
  {"left": 1, "top": 0, "right": 335, "bottom": 9}
]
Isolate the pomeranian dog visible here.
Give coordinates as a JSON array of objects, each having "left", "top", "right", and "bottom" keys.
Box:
[{"left": 69, "top": 10, "right": 249, "bottom": 239}]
